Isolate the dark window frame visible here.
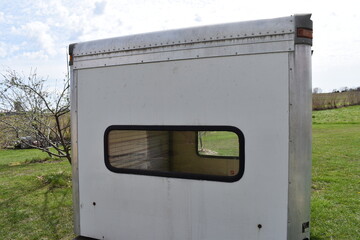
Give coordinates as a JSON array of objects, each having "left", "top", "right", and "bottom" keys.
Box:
[{"left": 104, "top": 125, "right": 245, "bottom": 182}]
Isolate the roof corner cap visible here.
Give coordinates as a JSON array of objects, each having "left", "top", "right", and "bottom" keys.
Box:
[
  {"left": 69, "top": 43, "right": 76, "bottom": 56},
  {"left": 294, "top": 14, "right": 313, "bottom": 30},
  {"left": 294, "top": 13, "right": 313, "bottom": 46}
]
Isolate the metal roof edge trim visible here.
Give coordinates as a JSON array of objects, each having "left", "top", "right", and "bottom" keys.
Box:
[{"left": 70, "top": 15, "right": 299, "bottom": 57}]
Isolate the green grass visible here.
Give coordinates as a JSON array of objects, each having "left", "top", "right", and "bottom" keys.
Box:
[
  {"left": 0, "top": 106, "right": 359, "bottom": 239},
  {"left": 312, "top": 105, "right": 360, "bottom": 124},
  {"left": 198, "top": 131, "right": 239, "bottom": 156},
  {"left": 0, "top": 149, "right": 74, "bottom": 240},
  {"left": 198, "top": 106, "right": 360, "bottom": 239},
  {"left": 311, "top": 105, "right": 360, "bottom": 239}
]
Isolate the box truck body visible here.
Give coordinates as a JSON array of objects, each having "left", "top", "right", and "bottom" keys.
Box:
[{"left": 70, "top": 14, "right": 313, "bottom": 240}]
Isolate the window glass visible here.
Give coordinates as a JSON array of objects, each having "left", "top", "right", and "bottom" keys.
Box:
[
  {"left": 104, "top": 126, "right": 244, "bottom": 182},
  {"left": 197, "top": 131, "right": 239, "bottom": 157}
]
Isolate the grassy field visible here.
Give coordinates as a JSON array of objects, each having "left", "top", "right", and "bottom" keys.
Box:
[
  {"left": 0, "top": 105, "right": 359, "bottom": 239},
  {"left": 311, "top": 105, "right": 360, "bottom": 239},
  {"left": 0, "top": 149, "right": 74, "bottom": 240}
]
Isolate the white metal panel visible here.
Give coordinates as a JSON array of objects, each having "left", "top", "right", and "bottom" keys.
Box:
[{"left": 77, "top": 53, "right": 290, "bottom": 240}]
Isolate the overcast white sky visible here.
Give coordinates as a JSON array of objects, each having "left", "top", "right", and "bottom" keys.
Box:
[{"left": 1, "top": 0, "right": 359, "bottom": 92}]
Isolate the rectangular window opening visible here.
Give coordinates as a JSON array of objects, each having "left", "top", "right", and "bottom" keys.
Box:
[{"left": 104, "top": 126, "right": 244, "bottom": 182}]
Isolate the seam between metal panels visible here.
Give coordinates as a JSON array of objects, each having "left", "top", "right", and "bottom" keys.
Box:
[
  {"left": 71, "top": 69, "right": 80, "bottom": 235},
  {"left": 74, "top": 36, "right": 294, "bottom": 61},
  {"left": 72, "top": 52, "right": 291, "bottom": 71},
  {"left": 72, "top": 40, "right": 294, "bottom": 69},
  {"left": 287, "top": 51, "right": 294, "bottom": 235},
  {"left": 73, "top": 33, "right": 295, "bottom": 58}
]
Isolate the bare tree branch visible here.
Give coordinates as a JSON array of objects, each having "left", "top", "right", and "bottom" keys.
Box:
[{"left": 0, "top": 69, "right": 71, "bottom": 164}]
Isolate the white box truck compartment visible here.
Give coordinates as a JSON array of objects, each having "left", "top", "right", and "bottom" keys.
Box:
[{"left": 70, "top": 14, "right": 312, "bottom": 240}]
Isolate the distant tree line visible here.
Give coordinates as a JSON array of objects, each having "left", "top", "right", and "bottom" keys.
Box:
[
  {"left": 312, "top": 86, "right": 360, "bottom": 110},
  {"left": 313, "top": 86, "right": 360, "bottom": 94},
  {"left": 331, "top": 86, "right": 360, "bottom": 93}
]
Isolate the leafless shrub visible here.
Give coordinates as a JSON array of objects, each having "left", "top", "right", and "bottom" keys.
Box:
[{"left": 0, "top": 69, "right": 71, "bottom": 163}]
